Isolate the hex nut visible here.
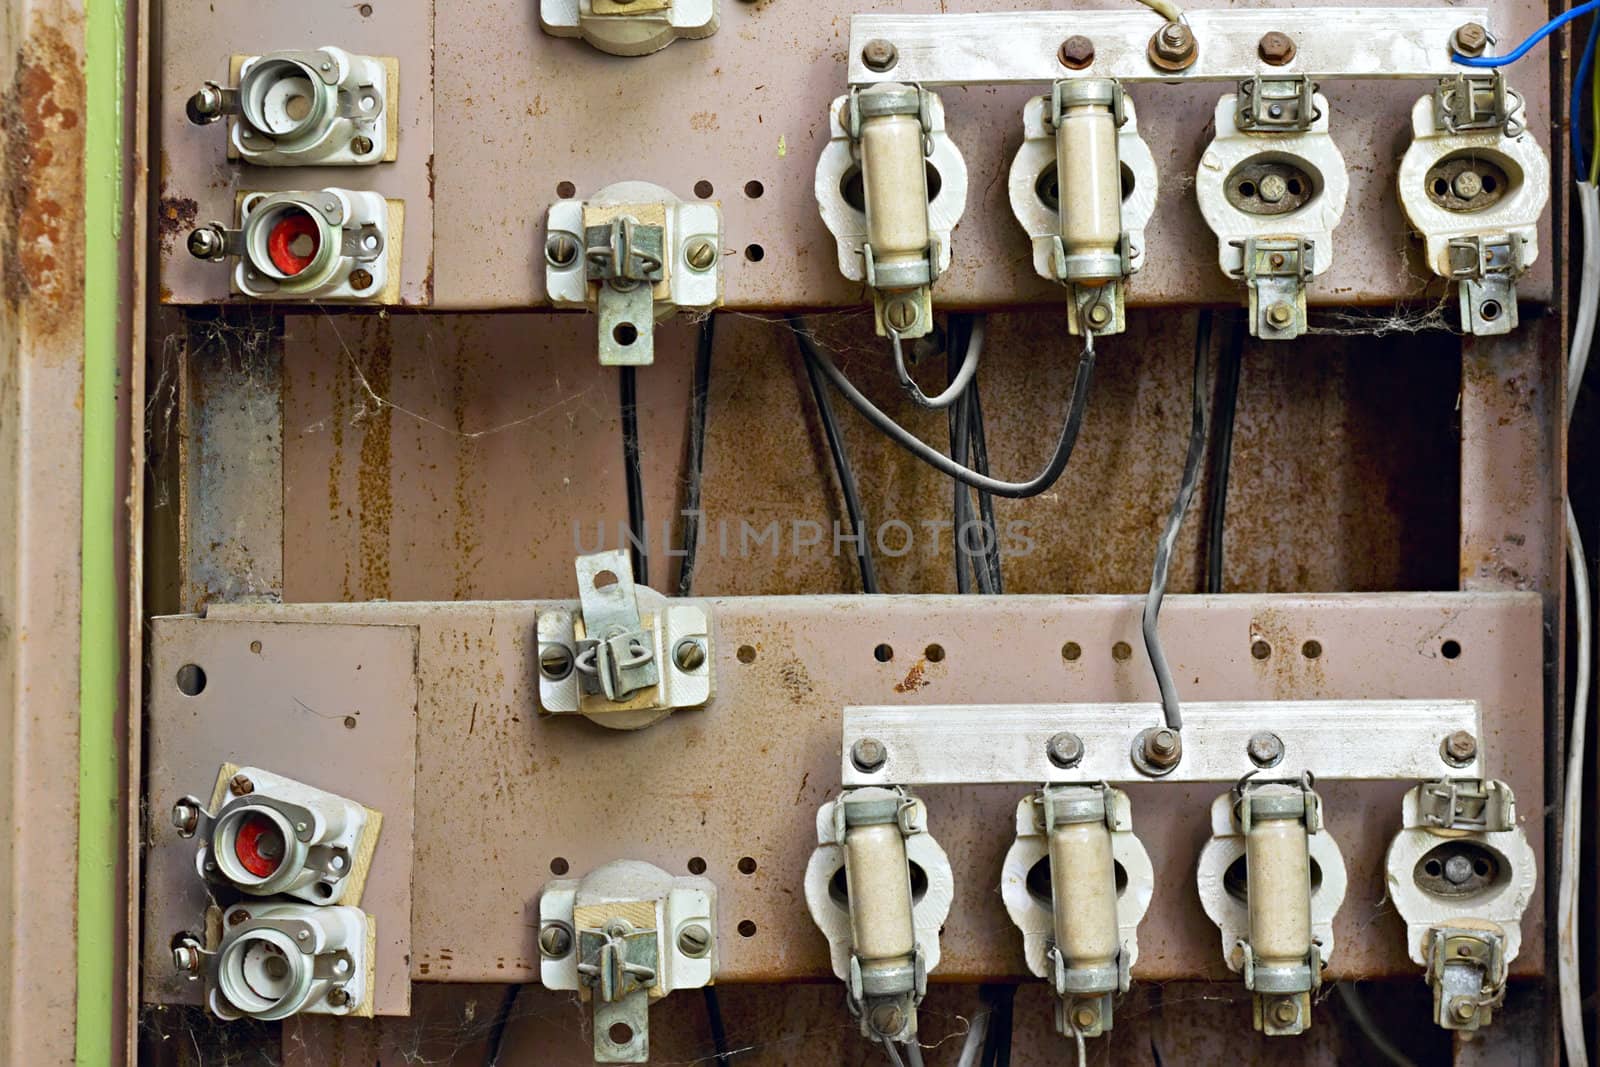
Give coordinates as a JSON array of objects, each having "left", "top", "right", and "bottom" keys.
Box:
[
  {"left": 1452, "top": 22, "right": 1488, "bottom": 57},
  {"left": 1266, "top": 304, "right": 1294, "bottom": 329},
  {"left": 187, "top": 226, "right": 225, "bottom": 261},
  {"left": 1247, "top": 731, "right": 1285, "bottom": 768},
  {"left": 1443, "top": 730, "right": 1478, "bottom": 765},
  {"left": 862, "top": 38, "right": 899, "bottom": 73},
  {"left": 1059, "top": 35, "right": 1095, "bottom": 70},
  {"left": 851, "top": 737, "right": 888, "bottom": 773},
  {"left": 1046, "top": 731, "right": 1084, "bottom": 769},
  {"left": 1148, "top": 22, "right": 1197, "bottom": 71},
  {"left": 1134, "top": 726, "right": 1183, "bottom": 774},
  {"left": 1257, "top": 31, "right": 1296, "bottom": 66}
]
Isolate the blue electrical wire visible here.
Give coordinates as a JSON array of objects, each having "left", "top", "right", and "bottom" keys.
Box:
[
  {"left": 1576, "top": 12, "right": 1600, "bottom": 177},
  {"left": 1456, "top": 0, "right": 1600, "bottom": 67}
]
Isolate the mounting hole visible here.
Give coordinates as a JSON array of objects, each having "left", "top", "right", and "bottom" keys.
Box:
[
  {"left": 744, "top": 180, "right": 765, "bottom": 199},
  {"left": 1062, "top": 641, "right": 1082, "bottom": 661},
  {"left": 687, "top": 856, "right": 707, "bottom": 875},
  {"left": 593, "top": 569, "right": 619, "bottom": 589},
  {"left": 1425, "top": 858, "right": 1443, "bottom": 877},
  {"left": 359, "top": 2, "right": 373, "bottom": 14},
  {"left": 1482, "top": 175, "right": 1498, "bottom": 193},
  {"left": 556, "top": 180, "right": 576, "bottom": 199},
  {"left": 1301, "top": 639, "right": 1322, "bottom": 659},
  {"left": 737, "top": 920, "right": 757, "bottom": 938},
  {"left": 249, "top": 640, "right": 263, "bottom": 654},
  {"left": 176, "top": 664, "right": 207, "bottom": 696},
  {"left": 550, "top": 857, "right": 570, "bottom": 876},
  {"left": 694, "top": 180, "right": 715, "bottom": 199},
  {"left": 924, "top": 643, "right": 945, "bottom": 663},
  {"left": 342, "top": 716, "right": 357, "bottom": 730},
  {"left": 1251, "top": 639, "right": 1272, "bottom": 660},
  {"left": 612, "top": 323, "right": 639, "bottom": 347},
  {"left": 874, "top": 643, "right": 894, "bottom": 663},
  {"left": 608, "top": 1022, "right": 634, "bottom": 1046},
  {"left": 744, "top": 244, "right": 765, "bottom": 262},
  {"left": 738, "top": 856, "right": 757, "bottom": 875},
  {"left": 1238, "top": 180, "right": 1258, "bottom": 198},
  {"left": 1441, "top": 639, "right": 1462, "bottom": 659},
  {"left": 1432, "top": 178, "right": 1449, "bottom": 197},
  {"left": 737, "top": 644, "right": 756, "bottom": 664},
  {"left": 1478, "top": 301, "right": 1502, "bottom": 322},
  {"left": 1111, "top": 641, "right": 1132, "bottom": 662},
  {"left": 313, "top": 881, "right": 334, "bottom": 899}
]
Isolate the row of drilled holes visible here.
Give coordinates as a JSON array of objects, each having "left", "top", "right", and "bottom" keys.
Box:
[
  {"left": 733, "top": 639, "right": 1466, "bottom": 664},
  {"left": 553, "top": 179, "right": 767, "bottom": 262},
  {"left": 549, "top": 856, "right": 760, "bottom": 937}
]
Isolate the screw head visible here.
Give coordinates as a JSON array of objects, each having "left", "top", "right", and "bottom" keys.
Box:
[
  {"left": 1140, "top": 727, "right": 1182, "bottom": 770},
  {"left": 1270, "top": 997, "right": 1300, "bottom": 1026},
  {"left": 228, "top": 774, "right": 254, "bottom": 797},
  {"left": 1453, "top": 22, "right": 1489, "bottom": 57},
  {"left": 1449, "top": 995, "right": 1478, "bottom": 1022},
  {"left": 1257, "top": 31, "right": 1296, "bottom": 65},
  {"left": 884, "top": 297, "right": 919, "bottom": 333},
  {"left": 1085, "top": 302, "right": 1112, "bottom": 328},
  {"left": 187, "top": 226, "right": 225, "bottom": 261},
  {"left": 539, "top": 924, "right": 573, "bottom": 959},
  {"left": 1071, "top": 1003, "right": 1098, "bottom": 1029},
  {"left": 1266, "top": 304, "right": 1294, "bottom": 329},
  {"left": 1059, "top": 35, "right": 1095, "bottom": 69},
  {"left": 1046, "top": 731, "right": 1084, "bottom": 769},
  {"left": 868, "top": 1001, "right": 906, "bottom": 1036},
  {"left": 227, "top": 909, "right": 250, "bottom": 927},
  {"left": 545, "top": 233, "right": 579, "bottom": 268},
  {"left": 1149, "top": 21, "right": 1197, "bottom": 69},
  {"left": 1443, "top": 854, "right": 1475, "bottom": 885},
  {"left": 862, "top": 38, "right": 899, "bottom": 72},
  {"left": 684, "top": 238, "right": 718, "bottom": 272},
  {"left": 350, "top": 135, "right": 375, "bottom": 156},
  {"left": 348, "top": 269, "right": 375, "bottom": 292},
  {"left": 677, "top": 923, "right": 711, "bottom": 957},
  {"left": 173, "top": 944, "right": 202, "bottom": 974},
  {"left": 1452, "top": 170, "right": 1484, "bottom": 200},
  {"left": 673, "top": 638, "right": 707, "bottom": 671},
  {"left": 327, "top": 987, "right": 351, "bottom": 1007},
  {"left": 171, "top": 802, "right": 200, "bottom": 835},
  {"left": 1247, "top": 731, "right": 1285, "bottom": 768},
  {"left": 540, "top": 643, "right": 575, "bottom": 680},
  {"left": 1258, "top": 173, "right": 1288, "bottom": 204},
  {"left": 851, "top": 737, "right": 888, "bottom": 773},
  {"left": 1443, "top": 730, "right": 1478, "bottom": 765}
]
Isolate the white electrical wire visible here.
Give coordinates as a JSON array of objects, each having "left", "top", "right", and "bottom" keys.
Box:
[
  {"left": 1559, "top": 181, "right": 1599, "bottom": 1067},
  {"left": 954, "top": 1011, "right": 990, "bottom": 1067},
  {"left": 1135, "top": 0, "right": 1186, "bottom": 23}
]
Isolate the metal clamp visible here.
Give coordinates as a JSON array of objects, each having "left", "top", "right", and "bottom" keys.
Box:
[
  {"left": 585, "top": 216, "right": 666, "bottom": 287},
  {"left": 1416, "top": 778, "right": 1516, "bottom": 833},
  {"left": 1234, "top": 236, "right": 1314, "bottom": 339},
  {"left": 1235, "top": 75, "right": 1319, "bottom": 132},
  {"left": 1424, "top": 926, "right": 1508, "bottom": 1030},
  {"left": 1435, "top": 71, "right": 1525, "bottom": 137},
  {"left": 1446, "top": 233, "right": 1524, "bottom": 335}
]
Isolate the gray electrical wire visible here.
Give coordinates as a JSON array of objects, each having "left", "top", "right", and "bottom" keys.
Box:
[
  {"left": 893, "top": 318, "right": 984, "bottom": 409},
  {"left": 1142, "top": 310, "right": 1212, "bottom": 732},
  {"left": 788, "top": 315, "right": 1097, "bottom": 499},
  {"left": 881, "top": 1037, "right": 908, "bottom": 1067}
]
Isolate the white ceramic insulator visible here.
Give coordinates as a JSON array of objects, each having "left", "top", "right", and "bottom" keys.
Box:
[
  {"left": 861, "top": 111, "right": 931, "bottom": 274},
  {"left": 1057, "top": 102, "right": 1121, "bottom": 281},
  {"left": 845, "top": 822, "right": 916, "bottom": 963},
  {"left": 1049, "top": 819, "right": 1120, "bottom": 983},
  {"left": 1245, "top": 814, "right": 1313, "bottom": 971}
]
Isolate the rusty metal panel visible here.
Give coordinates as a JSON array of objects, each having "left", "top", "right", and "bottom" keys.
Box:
[
  {"left": 162, "top": 591, "right": 1545, "bottom": 986},
  {"left": 156, "top": 0, "right": 435, "bottom": 305},
  {"left": 277, "top": 308, "right": 1462, "bottom": 602},
  {"left": 0, "top": 4, "right": 89, "bottom": 1065},
  {"left": 141, "top": 617, "right": 419, "bottom": 1015}
]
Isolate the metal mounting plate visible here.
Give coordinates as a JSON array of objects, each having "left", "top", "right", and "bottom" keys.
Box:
[
  {"left": 840, "top": 700, "right": 1480, "bottom": 786},
  {"left": 847, "top": 8, "right": 1490, "bottom": 86}
]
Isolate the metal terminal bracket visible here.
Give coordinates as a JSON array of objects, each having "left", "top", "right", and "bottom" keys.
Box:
[
  {"left": 540, "top": 861, "right": 718, "bottom": 1064},
  {"left": 547, "top": 182, "right": 723, "bottom": 366},
  {"left": 189, "top": 902, "right": 373, "bottom": 1021},
  {"left": 839, "top": 700, "right": 1480, "bottom": 786},
  {"left": 1235, "top": 75, "right": 1319, "bottom": 132},
  {"left": 1235, "top": 237, "right": 1314, "bottom": 340},
  {"left": 1397, "top": 82, "right": 1547, "bottom": 336},
  {"left": 197, "top": 188, "right": 395, "bottom": 303},
  {"left": 1386, "top": 779, "right": 1534, "bottom": 1031},
  {"left": 536, "top": 550, "right": 713, "bottom": 729},
  {"left": 540, "top": 0, "right": 718, "bottom": 57}
]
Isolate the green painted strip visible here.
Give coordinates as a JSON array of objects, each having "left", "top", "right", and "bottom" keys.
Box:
[{"left": 78, "top": 0, "right": 126, "bottom": 1062}]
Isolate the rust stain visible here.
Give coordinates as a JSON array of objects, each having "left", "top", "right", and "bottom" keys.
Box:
[
  {"left": 894, "top": 658, "right": 929, "bottom": 693},
  {"left": 356, "top": 315, "right": 394, "bottom": 598},
  {"left": 1, "top": 18, "right": 86, "bottom": 347},
  {"left": 156, "top": 192, "right": 198, "bottom": 255},
  {"left": 689, "top": 111, "right": 720, "bottom": 132}
]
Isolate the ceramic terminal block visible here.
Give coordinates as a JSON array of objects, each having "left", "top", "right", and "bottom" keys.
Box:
[
  {"left": 171, "top": 764, "right": 382, "bottom": 907},
  {"left": 1385, "top": 779, "right": 1537, "bottom": 1031},
  {"left": 1009, "top": 82, "right": 1157, "bottom": 337},
  {"left": 1196, "top": 783, "right": 1347, "bottom": 1036},
  {"left": 175, "top": 901, "right": 374, "bottom": 1021},
  {"left": 1195, "top": 78, "right": 1348, "bottom": 340},
  {"left": 1000, "top": 785, "right": 1154, "bottom": 1042},
  {"left": 540, "top": 0, "right": 719, "bottom": 57},
  {"left": 539, "top": 860, "right": 717, "bottom": 1064},
  {"left": 815, "top": 84, "right": 968, "bottom": 341},
  {"left": 805, "top": 787, "right": 954, "bottom": 1046},
  {"left": 535, "top": 550, "right": 713, "bottom": 729},
  {"left": 185, "top": 46, "right": 395, "bottom": 166},
  {"left": 186, "top": 188, "right": 398, "bottom": 303},
  {"left": 1398, "top": 77, "right": 1549, "bottom": 336},
  {"left": 545, "top": 182, "right": 723, "bottom": 366}
]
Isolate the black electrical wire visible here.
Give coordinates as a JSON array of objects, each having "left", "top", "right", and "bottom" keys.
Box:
[
  {"left": 702, "top": 987, "right": 733, "bottom": 1067},
  {"left": 1204, "top": 313, "right": 1244, "bottom": 595},
  {"left": 946, "top": 317, "right": 978, "bottom": 594},
  {"left": 1142, "top": 310, "right": 1212, "bottom": 732},
  {"left": 978, "top": 984, "right": 1015, "bottom": 1067},
  {"left": 788, "top": 315, "right": 1096, "bottom": 500},
  {"left": 966, "top": 378, "right": 1004, "bottom": 593},
  {"left": 484, "top": 983, "right": 524, "bottom": 1067},
  {"left": 800, "top": 326, "right": 881, "bottom": 594},
  {"left": 677, "top": 314, "right": 716, "bottom": 597},
  {"left": 620, "top": 365, "right": 648, "bottom": 586}
]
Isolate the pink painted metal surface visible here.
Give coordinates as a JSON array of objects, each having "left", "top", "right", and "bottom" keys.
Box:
[
  {"left": 155, "top": 1, "right": 436, "bottom": 304},
  {"left": 141, "top": 618, "right": 420, "bottom": 1015},
  {"left": 154, "top": 591, "right": 1546, "bottom": 987},
  {"left": 155, "top": 0, "right": 1554, "bottom": 310}
]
